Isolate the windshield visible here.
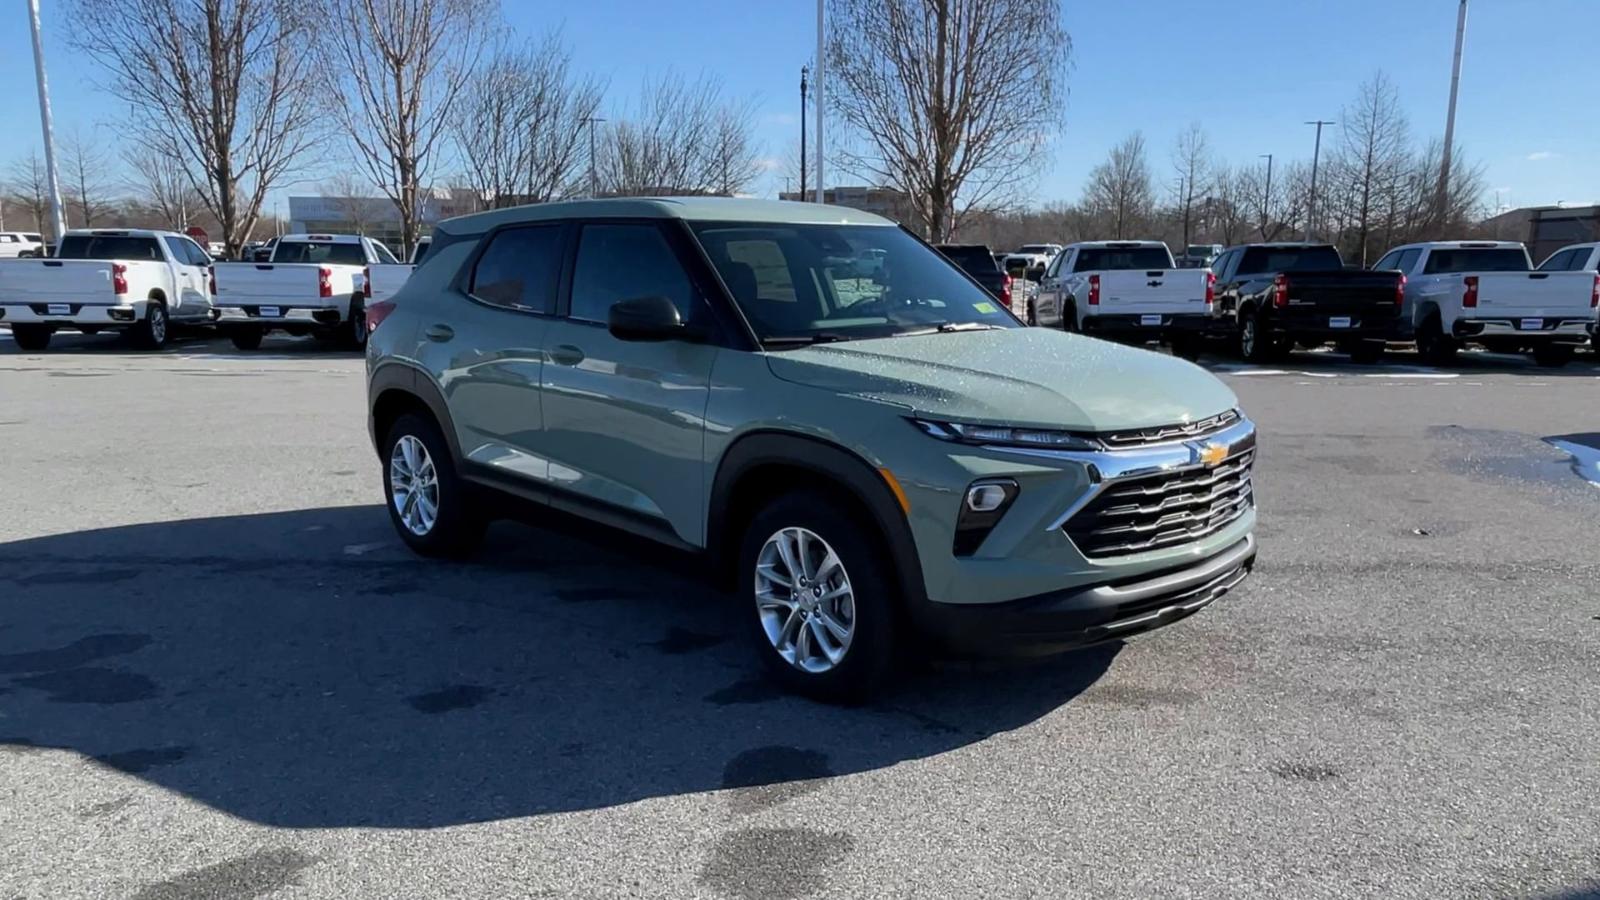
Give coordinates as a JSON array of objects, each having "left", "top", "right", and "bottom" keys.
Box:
[
  {"left": 272, "top": 240, "right": 366, "bottom": 265},
  {"left": 1017, "top": 244, "right": 1057, "bottom": 255},
  {"left": 1185, "top": 245, "right": 1214, "bottom": 257},
  {"left": 1423, "top": 247, "right": 1529, "bottom": 274},
  {"left": 1073, "top": 247, "right": 1173, "bottom": 271},
  {"left": 56, "top": 235, "right": 163, "bottom": 261},
  {"left": 1238, "top": 245, "right": 1344, "bottom": 274},
  {"left": 935, "top": 245, "right": 999, "bottom": 273},
  {"left": 691, "top": 222, "right": 1020, "bottom": 345}
]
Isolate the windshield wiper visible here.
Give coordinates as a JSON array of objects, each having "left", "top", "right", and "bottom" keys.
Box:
[
  {"left": 761, "top": 332, "right": 856, "bottom": 348},
  {"left": 895, "top": 322, "right": 1005, "bottom": 337}
]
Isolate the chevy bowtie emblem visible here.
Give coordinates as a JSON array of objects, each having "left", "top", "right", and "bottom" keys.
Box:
[{"left": 1198, "top": 443, "right": 1228, "bottom": 467}]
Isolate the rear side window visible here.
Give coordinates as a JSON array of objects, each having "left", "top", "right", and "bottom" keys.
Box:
[
  {"left": 57, "top": 235, "right": 163, "bottom": 261},
  {"left": 469, "top": 225, "right": 564, "bottom": 313},
  {"left": 372, "top": 242, "right": 400, "bottom": 265},
  {"left": 569, "top": 224, "right": 696, "bottom": 323},
  {"left": 1422, "top": 248, "right": 1529, "bottom": 274},
  {"left": 1072, "top": 247, "right": 1173, "bottom": 271},
  {"left": 273, "top": 241, "right": 367, "bottom": 266},
  {"left": 1537, "top": 249, "right": 1576, "bottom": 271}
]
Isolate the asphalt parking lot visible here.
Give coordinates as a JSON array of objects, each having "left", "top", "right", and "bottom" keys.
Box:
[{"left": 2, "top": 330, "right": 1598, "bottom": 900}]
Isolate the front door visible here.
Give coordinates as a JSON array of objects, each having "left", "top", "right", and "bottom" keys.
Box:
[
  {"left": 163, "top": 236, "right": 209, "bottom": 318},
  {"left": 539, "top": 221, "right": 718, "bottom": 545}
]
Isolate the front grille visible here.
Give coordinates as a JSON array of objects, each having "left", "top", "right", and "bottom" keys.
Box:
[
  {"left": 1064, "top": 448, "right": 1254, "bottom": 558},
  {"left": 1098, "top": 409, "right": 1239, "bottom": 449}
]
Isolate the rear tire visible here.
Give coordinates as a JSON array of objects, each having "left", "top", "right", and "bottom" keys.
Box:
[
  {"left": 134, "top": 300, "right": 169, "bottom": 350},
  {"left": 346, "top": 297, "right": 368, "bottom": 350},
  {"left": 382, "top": 412, "right": 486, "bottom": 558},
  {"left": 1531, "top": 343, "right": 1575, "bottom": 368},
  {"left": 1238, "top": 309, "right": 1274, "bottom": 362},
  {"left": 230, "top": 328, "right": 264, "bottom": 351},
  {"left": 9, "top": 324, "right": 52, "bottom": 351},
  {"left": 1416, "top": 314, "right": 1457, "bottom": 366},
  {"left": 1062, "top": 302, "right": 1079, "bottom": 333},
  {"left": 739, "top": 492, "right": 898, "bottom": 704}
]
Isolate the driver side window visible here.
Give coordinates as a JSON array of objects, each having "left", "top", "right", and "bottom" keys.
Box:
[{"left": 569, "top": 224, "right": 697, "bottom": 324}]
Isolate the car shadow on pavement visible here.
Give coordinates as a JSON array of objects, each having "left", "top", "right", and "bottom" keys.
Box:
[
  {"left": 0, "top": 505, "right": 1117, "bottom": 829},
  {"left": 0, "top": 328, "right": 359, "bottom": 359}
]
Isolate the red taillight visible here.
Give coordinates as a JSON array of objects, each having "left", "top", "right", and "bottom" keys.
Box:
[
  {"left": 1395, "top": 273, "right": 1406, "bottom": 305},
  {"left": 362, "top": 266, "right": 372, "bottom": 300},
  {"left": 1204, "top": 270, "right": 1216, "bottom": 308},
  {"left": 1462, "top": 275, "right": 1478, "bottom": 309},
  {"left": 318, "top": 266, "right": 333, "bottom": 298},
  {"left": 1591, "top": 274, "right": 1598, "bottom": 308},
  {"left": 366, "top": 299, "right": 396, "bottom": 333},
  {"left": 112, "top": 263, "right": 127, "bottom": 296},
  {"left": 207, "top": 264, "right": 217, "bottom": 296},
  {"left": 1272, "top": 273, "right": 1289, "bottom": 308},
  {"left": 1000, "top": 273, "right": 1013, "bottom": 306},
  {"left": 1087, "top": 273, "right": 1101, "bottom": 306}
]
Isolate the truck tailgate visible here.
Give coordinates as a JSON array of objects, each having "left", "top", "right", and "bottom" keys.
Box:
[
  {"left": 1472, "top": 271, "right": 1595, "bottom": 318},
  {"left": 1284, "top": 269, "right": 1403, "bottom": 316},
  {"left": 1096, "top": 270, "right": 1209, "bottom": 315},
  {"left": 365, "top": 264, "right": 414, "bottom": 305},
  {"left": 213, "top": 263, "right": 329, "bottom": 305},
  {"left": 0, "top": 259, "right": 131, "bottom": 305}
]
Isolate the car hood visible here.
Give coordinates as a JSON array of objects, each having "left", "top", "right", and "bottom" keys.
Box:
[{"left": 764, "top": 328, "right": 1238, "bottom": 432}]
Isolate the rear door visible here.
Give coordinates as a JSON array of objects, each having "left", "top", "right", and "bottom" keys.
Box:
[{"left": 538, "top": 221, "right": 719, "bottom": 545}]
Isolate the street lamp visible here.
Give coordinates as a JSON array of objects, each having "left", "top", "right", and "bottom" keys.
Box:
[
  {"left": 1304, "top": 120, "right": 1334, "bottom": 240},
  {"left": 1258, "top": 153, "right": 1273, "bottom": 235},
  {"left": 799, "top": 66, "right": 808, "bottom": 200}
]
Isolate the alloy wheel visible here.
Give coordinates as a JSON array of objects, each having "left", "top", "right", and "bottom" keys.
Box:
[
  {"left": 754, "top": 526, "right": 856, "bottom": 674},
  {"left": 389, "top": 434, "right": 439, "bottom": 536}
]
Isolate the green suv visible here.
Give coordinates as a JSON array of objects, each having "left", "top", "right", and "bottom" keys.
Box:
[{"left": 365, "top": 198, "right": 1257, "bottom": 701}]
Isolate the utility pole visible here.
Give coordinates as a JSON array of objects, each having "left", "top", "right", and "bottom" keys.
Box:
[
  {"left": 1259, "top": 153, "right": 1273, "bottom": 235},
  {"left": 27, "top": 0, "right": 67, "bottom": 242},
  {"left": 1436, "top": 0, "right": 1468, "bottom": 222},
  {"left": 799, "top": 66, "right": 808, "bottom": 200},
  {"left": 814, "top": 0, "right": 824, "bottom": 204},
  {"left": 1304, "top": 120, "right": 1334, "bottom": 240},
  {"left": 584, "top": 116, "right": 606, "bottom": 199}
]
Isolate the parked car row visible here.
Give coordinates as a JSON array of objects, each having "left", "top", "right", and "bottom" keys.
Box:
[{"left": 0, "top": 228, "right": 426, "bottom": 352}]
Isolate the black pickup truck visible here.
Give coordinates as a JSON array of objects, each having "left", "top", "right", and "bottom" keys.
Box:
[
  {"left": 1210, "top": 242, "right": 1405, "bottom": 362},
  {"left": 935, "top": 243, "right": 1014, "bottom": 310}
]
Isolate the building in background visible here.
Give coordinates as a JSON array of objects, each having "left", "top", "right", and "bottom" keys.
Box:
[
  {"left": 288, "top": 188, "right": 484, "bottom": 247},
  {"left": 778, "top": 186, "right": 915, "bottom": 227},
  {"left": 1480, "top": 204, "right": 1600, "bottom": 263}
]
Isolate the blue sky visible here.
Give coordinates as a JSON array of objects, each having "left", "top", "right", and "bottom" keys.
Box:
[{"left": 1, "top": 0, "right": 1592, "bottom": 214}]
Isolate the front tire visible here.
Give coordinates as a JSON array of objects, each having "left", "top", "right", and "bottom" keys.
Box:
[
  {"left": 9, "top": 324, "right": 53, "bottom": 351},
  {"left": 382, "top": 412, "right": 485, "bottom": 558},
  {"left": 134, "top": 300, "right": 169, "bottom": 350},
  {"left": 739, "top": 493, "right": 898, "bottom": 703}
]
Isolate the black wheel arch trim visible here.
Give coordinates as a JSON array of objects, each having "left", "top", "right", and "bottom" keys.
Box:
[
  {"left": 707, "top": 430, "right": 928, "bottom": 604},
  {"left": 368, "top": 362, "right": 463, "bottom": 463}
]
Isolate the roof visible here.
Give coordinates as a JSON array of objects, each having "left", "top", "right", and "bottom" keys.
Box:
[
  {"left": 281, "top": 233, "right": 366, "bottom": 243},
  {"left": 1065, "top": 240, "right": 1168, "bottom": 249},
  {"left": 438, "top": 197, "right": 895, "bottom": 235},
  {"left": 67, "top": 228, "right": 176, "bottom": 238},
  {"left": 1387, "top": 240, "right": 1525, "bottom": 250}
]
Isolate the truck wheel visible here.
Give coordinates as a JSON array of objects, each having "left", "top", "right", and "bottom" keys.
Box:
[
  {"left": 134, "top": 300, "right": 169, "bottom": 350},
  {"left": 9, "top": 324, "right": 52, "bottom": 351},
  {"left": 1416, "top": 314, "right": 1457, "bottom": 366},
  {"left": 346, "top": 297, "right": 368, "bottom": 350},
  {"left": 739, "top": 492, "right": 898, "bottom": 704},
  {"left": 230, "top": 328, "right": 264, "bottom": 351},
  {"left": 1531, "top": 344, "right": 1575, "bottom": 368},
  {"left": 1062, "top": 302, "right": 1079, "bottom": 333},
  {"left": 1238, "top": 309, "right": 1274, "bottom": 362},
  {"left": 383, "top": 412, "right": 486, "bottom": 558},
  {"left": 1025, "top": 297, "right": 1037, "bottom": 326}
]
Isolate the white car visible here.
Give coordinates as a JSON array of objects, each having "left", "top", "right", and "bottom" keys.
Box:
[
  {"left": 212, "top": 233, "right": 400, "bottom": 350},
  {"left": 0, "top": 232, "right": 45, "bottom": 259},
  {"left": 1375, "top": 240, "right": 1597, "bottom": 367},
  {"left": 1032, "top": 241, "right": 1215, "bottom": 355},
  {"left": 0, "top": 228, "right": 215, "bottom": 351}
]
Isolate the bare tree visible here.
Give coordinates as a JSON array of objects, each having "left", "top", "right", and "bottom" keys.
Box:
[
  {"left": 122, "top": 147, "right": 200, "bottom": 230},
  {"left": 1329, "top": 72, "right": 1411, "bottom": 266},
  {"left": 1169, "top": 123, "right": 1212, "bottom": 252},
  {"left": 1083, "top": 133, "right": 1154, "bottom": 239},
  {"left": 69, "top": 0, "right": 323, "bottom": 258},
  {"left": 61, "top": 129, "right": 118, "bottom": 228},
  {"left": 706, "top": 101, "right": 764, "bottom": 197},
  {"left": 320, "top": 170, "right": 384, "bottom": 235},
  {"left": 320, "top": 0, "right": 496, "bottom": 255},
  {"left": 827, "top": 0, "right": 1069, "bottom": 241},
  {"left": 598, "top": 73, "right": 757, "bottom": 197},
  {"left": 4, "top": 152, "right": 52, "bottom": 236},
  {"left": 453, "top": 32, "right": 605, "bottom": 208}
]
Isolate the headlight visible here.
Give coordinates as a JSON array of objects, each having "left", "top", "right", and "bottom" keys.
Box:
[{"left": 911, "top": 418, "right": 1101, "bottom": 451}]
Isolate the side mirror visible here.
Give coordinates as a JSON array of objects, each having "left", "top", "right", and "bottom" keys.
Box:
[{"left": 608, "top": 295, "right": 688, "bottom": 342}]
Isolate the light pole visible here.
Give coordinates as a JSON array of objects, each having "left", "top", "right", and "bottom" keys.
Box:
[
  {"left": 1304, "top": 120, "right": 1334, "bottom": 240},
  {"left": 799, "top": 66, "right": 808, "bottom": 200},
  {"left": 814, "top": 0, "right": 824, "bottom": 204},
  {"left": 27, "top": 0, "right": 67, "bottom": 242},
  {"left": 1258, "top": 153, "right": 1273, "bottom": 235},
  {"left": 1437, "top": 0, "right": 1468, "bottom": 221},
  {"left": 583, "top": 116, "right": 606, "bottom": 199}
]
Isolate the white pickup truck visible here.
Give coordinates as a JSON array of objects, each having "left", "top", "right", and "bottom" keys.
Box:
[
  {"left": 0, "top": 228, "right": 215, "bottom": 351},
  {"left": 0, "top": 232, "right": 46, "bottom": 259},
  {"left": 1032, "top": 241, "right": 1215, "bottom": 354},
  {"left": 1375, "top": 240, "right": 1598, "bottom": 367},
  {"left": 1536, "top": 242, "right": 1600, "bottom": 351},
  {"left": 364, "top": 237, "right": 431, "bottom": 307},
  {"left": 212, "top": 233, "right": 400, "bottom": 350}
]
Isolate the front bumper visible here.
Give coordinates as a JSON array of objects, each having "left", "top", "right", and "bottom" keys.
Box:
[
  {"left": 915, "top": 534, "right": 1256, "bottom": 654},
  {"left": 1082, "top": 312, "right": 1221, "bottom": 337},
  {"left": 216, "top": 305, "right": 344, "bottom": 327},
  {"left": 0, "top": 302, "right": 147, "bottom": 326},
  {"left": 1453, "top": 317, "right": 1592, "bottom": 343}
]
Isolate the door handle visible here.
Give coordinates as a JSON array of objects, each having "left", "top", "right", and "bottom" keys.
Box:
[
  {"left": 424, "top": 324, "right": 454, "bottom": 342},
  {"left": 549, "top": 344, "right": 584, "bottom": 366}
]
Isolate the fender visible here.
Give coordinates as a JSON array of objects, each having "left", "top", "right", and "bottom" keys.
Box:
[
  {"left": 367, "top": 362, "right": 462, "bottom": 463},
  {"left": 708, "top": 431, "right": 928, "bottom": 605}
]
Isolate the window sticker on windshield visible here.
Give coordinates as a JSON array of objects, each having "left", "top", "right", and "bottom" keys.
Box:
[{"left": 973, "top": 301, "right": 997, "bottom": 314}]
